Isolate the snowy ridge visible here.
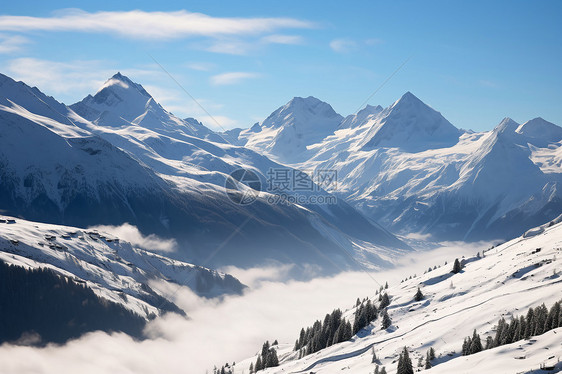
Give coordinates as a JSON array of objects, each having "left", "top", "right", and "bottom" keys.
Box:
[
  {"left": 0, "top": 216, "right": 245, "bottom": 318},
  {"left": 230, "top": 96, "right": 344, "bottom": 163},
  {"left": 234, "top": 217, "right": 562, "bottom": 374},
  {"left": 0, "top": 71, "right": 408, "bottom": 272}
]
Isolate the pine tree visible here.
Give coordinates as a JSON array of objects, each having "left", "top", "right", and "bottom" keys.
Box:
[
  {"left": 385, "top": 282, "right": 389, "bottom": 289},
  {"left": 534, "top": 304, "right": 548, "bottom": 336},
  {"left": 469, "top": 329, "right": 482, "bottom": 354},
  {"left": 485, "top": 335, "right": 493, "bottom": 350},
  {"left": 374, "top": 365, "right": 380, "bottom": 374},
  {"left": 546, "top": 301, "right": 560, "bottom": 330},
  {"left": 266, "top": 349, "right": 279, "bottom": 368},
  {"left": 249, "top": 363, "right": 254, "bottom": 374},
  {"left": 371, "top": 347, "right": 377, "bottom": 363},
  {"left": 424, "top": 352, "right": 432, "bottom": 369},
  {"left": 524, "top": 307, "right": 535, "bottom": 339},
  {"left": 397, "top": 346, "right": 414, "bottom": 374},
  {"left": 428, "top": 347, "right": 435, "bottom": 360},
  {"left": 462, "top": 336, "right": 472, "bottom": 355},
  {"left": 380, "top": 293, "right": 390, "bottom": 309},
  {"left": 255, "top": 356, "right": 262, "bottom": 372},
  {"left": 381, "top": 309, "right": 392, "bottom": 330},
  {"left": 414, "top": 287, "right": 424, "bottom": 301},
  {"left": 380, "top": 367, "right": 387, "bottom": 374},
  {"left": 452, "top": 258, "right": 462, "bottom": 274},
  {"left": 261, "top": 341, "right": 270, "bottom": 358}
]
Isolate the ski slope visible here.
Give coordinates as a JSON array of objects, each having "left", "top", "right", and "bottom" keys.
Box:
[{"left": 234, "top": 216, "right": 562, "bottom": 374}]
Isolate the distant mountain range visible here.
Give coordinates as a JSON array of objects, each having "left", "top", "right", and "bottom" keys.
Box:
[
  {"left": 228, "top": 92, "right": 562, "bottom": 241},
  {"left": 1, "top": 69, "right": 560, "bottom": 274},
  {"left": 0, "top": 72, "right": 407, "bottom": 275}
]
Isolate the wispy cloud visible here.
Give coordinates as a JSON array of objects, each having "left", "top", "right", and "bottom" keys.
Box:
[
  {"left": 0, "top": 34, "right": 30, "bottom": 54},
  {"left": 260, "top": 34, "right": 304, "bottom": 45},
  {"left": 199, "top": 115, "right": 240, "bottom": 130},
  {"left": 88, "top": 224, "right": 178, "bottom": 253},
  {"left": 330, "top": 37, "right": 384, "bottom": 53},
  {"left": 3, "top": 57, "right": 164, "bottom": 97},
  {"left": 185, "top": 62, "right": 216, "bottom": 71},
  {"left": 0, "top": 9, "right": 314, "bottom": 40},
  {"left": 330, "top": 38, "right": 358, "bottom": 53},
  {"left": 197, "top": 34, "right": 305, "bottom": 55},
  {"left": 4, "top": 58, "right": 111, "bottom": 94},
  {"left": 210, "top": 72, "right": 261, "bottom": 86},
  {"left": 202, "top": 39, "right": 255, "bottom": 55}
]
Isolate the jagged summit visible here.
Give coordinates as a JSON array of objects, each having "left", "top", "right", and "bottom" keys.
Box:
[
  {"left": 360, "top": 91, "right": 460, "bottom": 152},
  {"left": 338, "top": 104, "right": 384, "bottom": 129},
  {"left": 494, "top": 117, "right": 519, "bottom": 134}
]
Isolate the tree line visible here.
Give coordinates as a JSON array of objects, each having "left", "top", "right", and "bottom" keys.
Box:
[
  {"left": 0, "top": 260, "right": 146, "bottom": 345},
  {"left": 461, "top": 299, "right": 562, "bottom": 356}
]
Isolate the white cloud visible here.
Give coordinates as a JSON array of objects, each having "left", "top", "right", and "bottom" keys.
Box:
[
  {"left": 260, "top": 34, "right": 304, "bottom": 45},
  {"left": 199, "top": 115, "right": 240, "bottom": 130},
  {"left": 0, "top": 34, "right": 30, "bottom": 54},
  {"left": 210, "top": 72, "right": 261, "bottom": 86},
  {"left": 0, "top": 242, "right": 488, "bottom": 374},
  {"left": 329, "top": 38, "right": 384, "bottom": 53},
  {"left": 185, "top": 62, "right": 216, "bottom": 71},
  {"left": 4, "top": 58, "right": 110, "bottom": 95},
  {"left": 3, "top": 57, "right": 165, "bottom": 97},
  {"left": 201, "top": 38, "right": 255, "bottom": 55},
  {"left": 0, "top": 9, "right": 314, "bottom": 40},
  {"left": 88, "top": 223, "right": 178, "bottom": 253},
  {"left": 329, "top": 38, "right": 358, "bottom": 53},
  {"left": 197, "top": 34, "right": 304, "bottom": 55}
]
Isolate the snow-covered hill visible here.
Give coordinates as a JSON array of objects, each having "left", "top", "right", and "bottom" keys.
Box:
[
  {"left": 233, "top": 215, "right": 562, "bottom": 374},
  {"left": 0, "top": 72, "right": 408, "bottom": 273},
  {"left": 245, "top": 91, "right": 562, "bottom": 242},
  {"left": 0, "top": 216, "right": 245, "bottom": 318}
]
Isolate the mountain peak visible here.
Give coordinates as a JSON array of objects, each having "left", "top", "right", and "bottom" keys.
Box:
[
  {"left": 262, "top": 96, "right": 342, "bottom": 130},
  {"left": 361, "top": 92, "right": 460, "bottom": 152},
  {"left": 516, "top": 117, "right": 562, "bottom": 146},
  {"left": 94, "top": 73, "right": 151, "bottom": 99},
  {"left": 494, "top": 117, "right": 519, "bottom": 135}
]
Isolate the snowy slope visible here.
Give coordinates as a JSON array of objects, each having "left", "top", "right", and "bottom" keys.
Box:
[
  {"left": 0, "top": 72, "right": 408, "bottom": 273},
  {"left": 234, "top": 216, "right": 562, "bottom": 374},
  {"left": 0, "top": 216, "right": 245, "bottom": 318}
]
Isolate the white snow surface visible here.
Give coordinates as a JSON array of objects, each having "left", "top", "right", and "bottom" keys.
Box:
[
  {"left": 0, "top": 216, "right": 244, "bottom": 318},
  {"left": 233, "top": 218, "right": 562, "bottom": 374}
]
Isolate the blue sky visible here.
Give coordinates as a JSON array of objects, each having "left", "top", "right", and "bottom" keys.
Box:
[{"left": 0, "top": 0, "right": 560, "bottom": 131}]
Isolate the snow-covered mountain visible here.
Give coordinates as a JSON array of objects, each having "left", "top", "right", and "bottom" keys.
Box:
[
  {"left": 0, "top": 216, "right": 245, "bottom": 318},
  {"left": 232, "top": 215, "right": 562, "bottom": 374},
  {"left": 0, "top": 72, "right": 408, "bottom": 273},
  {"left": 224, "top": 96, "right": 344, "bottom": 163},
  {"left": 249, "top": 91, "right": 562, "bottom": 241},
  {"left": 71, "top": 72, "right": 224, "bottom": 143}
]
